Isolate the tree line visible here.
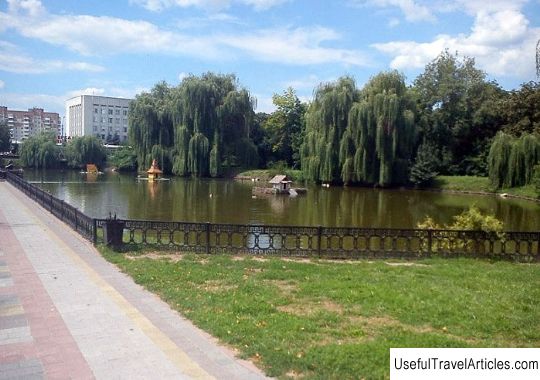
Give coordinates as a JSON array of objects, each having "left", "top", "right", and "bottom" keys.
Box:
[{"left": 13, "top": 50, "right": 540, "bottom": 191}]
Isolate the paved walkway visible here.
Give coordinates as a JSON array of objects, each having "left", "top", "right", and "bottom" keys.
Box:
[{"left": 0, "top": 181, "right": 269, "bottom": 379}]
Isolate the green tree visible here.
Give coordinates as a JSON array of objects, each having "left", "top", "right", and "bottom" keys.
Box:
[
  {"left": 501, "top": 81, "right": 540, "bottom": 136},
  {"left": 65, "top": 136, "right": 107, "bottom": 169},
  {"left": 302, "top": 72, "right": 416, "bottom": 186},
  {"left": 129, "top": 81, "right": 174, "bottom": 173},
  {"left": 0, "top": 120, "right": 10, "bottom": 152},
  {"left": 19, "top": 132, "right": 59, "bottom": 169},
  {"left": 409, "top": 142, "right": 439, "bottom": 186},
  {"left": 488, "top": 132, "right": 540, "bottom": 188},
  {"left": 129, "top": 73, "right": 257, "bottom": 177},
  {"left": 413, "top": 50, "right": 505, "bottom": 175},
  {"left": 263, "top": 87, "right": 306, "bottom": 168},
  {"left": 302, "top": 76, "right": 359, "bottom": 183},
  {"left": 108, "top": 146, "right": 137, "bottom": 171}
]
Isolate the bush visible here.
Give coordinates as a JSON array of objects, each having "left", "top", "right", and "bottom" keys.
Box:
[{"left": 417, "top": 206, "right": 504, "bottom": 235}]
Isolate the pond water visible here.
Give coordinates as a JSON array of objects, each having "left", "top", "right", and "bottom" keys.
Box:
[{"left": 23, "top": 169, "right": 540, "bottom": 231}]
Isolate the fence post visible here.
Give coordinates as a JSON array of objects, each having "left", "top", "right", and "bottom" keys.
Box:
[
  {"left": 49, "top": 193, "right": 53, "bottom": 212},
  {"left": 206, "top": 222, "right": 211, "bottom": 254},
  {"left": 427, "top": 229, "right": 432, "bottom": 257},
  {"left": 317, "top": 225, "right": 323, "bottom": 257},
  {"left": 74, "top": 209, "right": 78, "bottom": 232},
  {"left": 93, "top": 219, "right": 98, "bottom": 245}
]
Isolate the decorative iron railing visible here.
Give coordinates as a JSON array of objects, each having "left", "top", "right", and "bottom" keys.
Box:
[
  {"left": 6, "top": 171, "right": 540, "bottom": 261},
  {"left": 6, "top": 172, "right": 96, "bottom": 242}
]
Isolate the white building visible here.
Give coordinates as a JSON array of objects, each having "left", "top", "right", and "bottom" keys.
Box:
[{"left": 65, "top": 95, "right": 132, "bottom": 144}]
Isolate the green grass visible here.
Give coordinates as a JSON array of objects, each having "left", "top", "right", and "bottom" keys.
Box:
[
  {"left": 432, "top": 176, "right": 493, "bottom": 192},
  {"left": 99, "top": 248, "right": 540, "bottom": 379},
  {"left": 433, "top": 176, "right": 538, "bottom": 199},
  {"left": 237, "top": 169, "right": 304, "bottom": 182}
]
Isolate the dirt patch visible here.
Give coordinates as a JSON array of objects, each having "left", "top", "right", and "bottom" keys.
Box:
[
  {"left": 231, "top": 256, "right": 245, "bottom": 261},
  {"left": 200, "top": 280, "right": 237, "bottom": 293},
  {"left": 277, "top": 298, "right": 343, "bottom": 316},
  {"left": 125, "top": 252, "right": 184, "bottom": 262},
  {"left": 265, "top": 280, "right": 298, "bottom": 294},
  {"left": 285, "top": 370, "right": 305, "bottom": 379},
  {"left": 385, "top": 262, "right": 428, "bottom": 267}
]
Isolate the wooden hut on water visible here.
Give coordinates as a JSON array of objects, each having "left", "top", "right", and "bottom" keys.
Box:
[
  {"left": 269, "top": 175, "right": 292, "bottom": 193},
  {"left": 252, "top": 175, "right": 306, "bottom": 196}
]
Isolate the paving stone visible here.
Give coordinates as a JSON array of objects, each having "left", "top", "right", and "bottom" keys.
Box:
[{"left": 0, "top": 182, "right": 270, "bottom": 380}]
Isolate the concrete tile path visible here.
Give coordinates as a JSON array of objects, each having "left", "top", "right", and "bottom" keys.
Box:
[{"left": 0, "top": 181, "right": 270, "bottom": 380}]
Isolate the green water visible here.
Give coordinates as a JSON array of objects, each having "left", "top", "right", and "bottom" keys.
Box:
[{"left": 23, "top": 169, "right": 540, "bottom": 231}]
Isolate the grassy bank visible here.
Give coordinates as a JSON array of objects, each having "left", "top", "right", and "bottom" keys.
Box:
[
  {"left": 236, "top": 169, "right": 303, "bottom": 182},
  {"left": 432, "top": 176, "right": 538, "bottom": 199},
  {"left": 100, "top": 248, "right": 540, "bottom": 379}
]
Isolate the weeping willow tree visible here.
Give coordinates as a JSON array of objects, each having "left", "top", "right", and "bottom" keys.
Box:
[
  {"left": 301, "top": 77, "right": 359, "bottom": 183},
  {"left": 129, "top": 75, "right": 255, "bottom": 176},
  {"left": 488, "top": 132, "right": 540, "bottom": 188},
  {"left": 129, "top": 82, "right": 175, "bottom": 173},
  {"left": 341, "top": 71, "right": 415, "bottom": 186},
  {"left": 19, "top": 132, "right": 59, "bottom": 169},
  {"left": 302, "top": 73, "right": 416, "bottom": 186},
  {"left": 65, "top": 136, "right": 106, "bottom": 169}
]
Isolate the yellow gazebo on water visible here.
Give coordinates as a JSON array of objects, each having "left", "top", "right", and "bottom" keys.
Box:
[{"left": 147, "top": 159, "right": 163, "bottom": 182}]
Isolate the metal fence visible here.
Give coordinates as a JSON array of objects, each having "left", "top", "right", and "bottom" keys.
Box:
[
  {"left": 6, "top": 171, "right": 540, "bottom": 261},
  {"left": 6, "top": 172, "right": 96, "bottom": 242}
]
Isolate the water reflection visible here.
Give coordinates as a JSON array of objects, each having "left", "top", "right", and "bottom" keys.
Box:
[{"left": 24, "top": 169, "right": 540, "bottom": 231}]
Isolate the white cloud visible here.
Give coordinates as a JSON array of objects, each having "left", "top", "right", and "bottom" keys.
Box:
[
  {"left": 0, "top": 79, "right": 4, "bottom": 89},
  {"left": 350, "top": 0, "right": 435, "bottom": 23},
  {"left": 372, "top": 4, "right": 539, "bottom": 80},
  {"left": 0, "top": 2, "right": 367, "bottom": 67},
  {"left": 0, "top": 41, "right": 105, "bottom": 74},
  {"left": 283, "top": 74, "right": 328, "bottom": 90},
  {"left": 175, "top": 13, "right": 242, "bottom": 30},
  {"left": 130, "top": 0, "right": 288, "bottom": 12},
  {"left": 219, "top": 26, "right": 369, "bottom": 66},
  {"left": 7, "top": 0, "right": 45, "bottom": 17}
]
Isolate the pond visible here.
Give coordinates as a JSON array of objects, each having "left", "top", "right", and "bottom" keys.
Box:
[{"left": 23, "top": 169, "right": 540, "bottom": 231}]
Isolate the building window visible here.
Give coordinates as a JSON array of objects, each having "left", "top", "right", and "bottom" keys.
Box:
[
  {"left": 115, "top": 109, "right": 120, "bottom": 115},
  {"left": 94, "top": 108, "right": 98, "bottom": 113},
  {"left": 123, "top": 127, "right": 127, "bottom": 133},
  {"left": 108, "top": 109, "right": 113, "bottom": 115},
  {"left": 123, "top": 110, "right": 127, "bottom": 116}
]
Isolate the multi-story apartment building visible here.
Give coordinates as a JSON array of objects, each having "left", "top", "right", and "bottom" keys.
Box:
[
  {"left": 65, "top": 95, "right": 131, "bottom": 144},
  {"left": 0, "top": 106, "right": 62, "bottom": 143}
]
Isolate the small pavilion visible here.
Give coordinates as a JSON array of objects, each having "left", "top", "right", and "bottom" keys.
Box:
[{"left": 147, "top": 159, "right": 163, "bottom": 182}]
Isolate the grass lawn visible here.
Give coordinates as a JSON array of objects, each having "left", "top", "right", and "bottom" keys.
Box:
[
  {"left": 100, "top": 248, "right": 540, "bottom": 379},
  {"left": 433, "top": 176, "right": 538, "bottom": 199}
]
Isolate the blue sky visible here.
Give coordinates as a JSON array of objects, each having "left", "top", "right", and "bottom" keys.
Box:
[{"left": 0, "top": 0, "right": 539, "bottom": 116}]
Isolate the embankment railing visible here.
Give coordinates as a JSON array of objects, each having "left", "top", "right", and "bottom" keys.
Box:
[{"left": 5, "top": 171, "right": 540, "bottom": 261}]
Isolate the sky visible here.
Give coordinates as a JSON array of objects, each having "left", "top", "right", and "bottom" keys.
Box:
[{"left": 0, "top": 0, "right": 539, "bottom": 116}]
